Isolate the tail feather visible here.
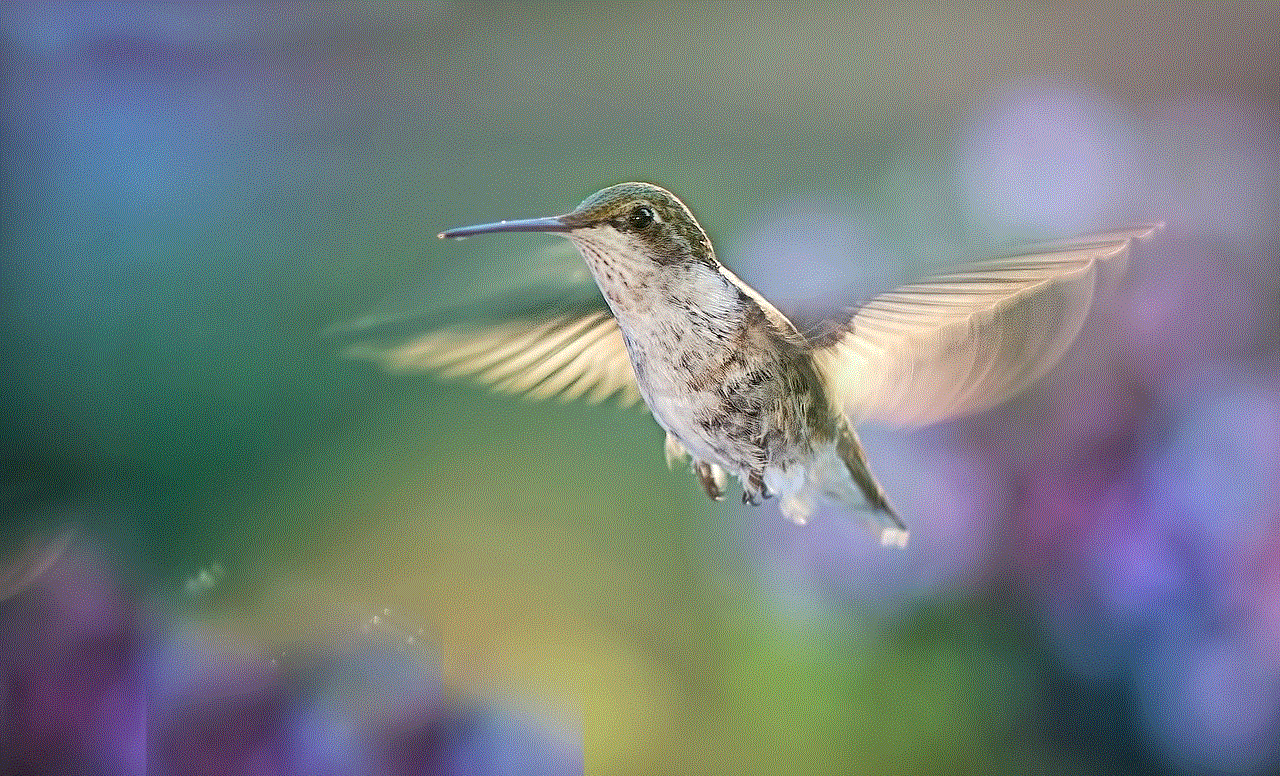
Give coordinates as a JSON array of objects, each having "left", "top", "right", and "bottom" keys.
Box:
[
  {"left": 834, "top": 423, "right": 909, "bottom": 547},
  {"left": 764, "top": 421, "right": 909, "bottom": 547}
]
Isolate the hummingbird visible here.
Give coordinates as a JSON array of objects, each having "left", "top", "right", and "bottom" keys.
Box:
[{"left": 346, "top": 183, "right": 1160, "bottom": 547}]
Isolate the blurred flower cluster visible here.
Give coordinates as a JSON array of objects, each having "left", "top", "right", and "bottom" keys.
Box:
[{"left": 0, "top": 547, "right": 581, "bottom": 776}]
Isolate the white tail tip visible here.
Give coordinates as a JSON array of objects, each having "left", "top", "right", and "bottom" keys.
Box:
[{"left": 879, "top": 526, "right": 910, "bottom": 548}]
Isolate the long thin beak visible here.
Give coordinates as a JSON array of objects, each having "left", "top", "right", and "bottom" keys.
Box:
[{"left": 438, "top": 215, "right": 569, "bottom": 239}]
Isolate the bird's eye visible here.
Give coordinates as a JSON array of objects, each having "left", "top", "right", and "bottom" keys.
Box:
[{"left": 627, "top": 206, "right": 655, "bottom": 230}]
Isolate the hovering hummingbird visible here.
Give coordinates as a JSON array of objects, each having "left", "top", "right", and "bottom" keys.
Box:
[{"left": 346, "top": 183, "right": 1160, "bottom": 546}]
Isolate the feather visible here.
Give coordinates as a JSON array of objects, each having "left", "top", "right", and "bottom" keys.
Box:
[
  {"left": 813, "top": 224, "right": 1163, "bottom": 427},
  {"left": 336, "top": 276, "right": 643, "bottom": 407}
]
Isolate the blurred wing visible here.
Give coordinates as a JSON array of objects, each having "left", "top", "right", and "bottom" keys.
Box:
[
  {"left": 814, "top": 224, "right": 1162, "bottom": 427},
  {"left": 347, "top": 306, "right": 641, "bottom": 406},
  {"left": 336, "top": 280, "right": 643, "bottom": 407}
]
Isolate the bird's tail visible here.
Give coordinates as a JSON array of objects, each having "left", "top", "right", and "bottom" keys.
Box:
[
  {"left": 770, "top": 420, "right": 908, "bottom": 547},
  {"left": 829, "top": 422, "right": 908, "bottom": 547}
]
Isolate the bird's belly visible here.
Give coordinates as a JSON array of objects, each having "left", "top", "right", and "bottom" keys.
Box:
[
  {"left": 622, "top": 332, "right": 805, "bottom": 475},
  {"left": 640, "top": 382, "right": 730, "bottom": 466},
  {"left": 636, "top": 370, "right": 784, "bottom": 477}
]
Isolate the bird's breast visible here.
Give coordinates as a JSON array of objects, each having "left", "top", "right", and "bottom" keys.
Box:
[{"left": 622, "top": 321, "right": 817, "bottom": 472}]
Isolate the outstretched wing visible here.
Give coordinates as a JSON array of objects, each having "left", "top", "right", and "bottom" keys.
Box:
[
  {"left": 333, "top": 260, "right": 642, "bottom": 406},
  {"left": 812, "top": 224, "right": 1162, "bottom": 427},
  {"left": 346, "top": 305, "right": 640, "bottom": 405}
]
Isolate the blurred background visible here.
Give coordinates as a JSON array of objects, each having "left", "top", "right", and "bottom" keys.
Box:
[{"left": 2, "top": 2, "right": 1278, "bottom": 774}]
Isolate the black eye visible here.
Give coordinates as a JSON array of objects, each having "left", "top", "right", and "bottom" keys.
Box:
[{"left": 627, "top": 206, "right": 655, "bottom": 230}]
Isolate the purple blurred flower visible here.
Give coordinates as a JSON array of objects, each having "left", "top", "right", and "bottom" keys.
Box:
[
  {"left": 1, "top": 546, "right": 582, "bottom": 775},
  {"left": 958, "top": 82, "right": 1134, "bottom": 237},
  {"left": 0, "top": 547, "right": 145, "bottom": 776}
]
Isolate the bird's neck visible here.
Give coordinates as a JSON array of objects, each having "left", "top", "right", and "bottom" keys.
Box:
[
  {"left": 602, "top": 261, "right": 752, "bottom": 346},
  {"left": 568, "top": 231, "right": 802, "bottom": 357}
]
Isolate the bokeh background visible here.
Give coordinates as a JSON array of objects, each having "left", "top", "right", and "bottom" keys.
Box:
[{"left": 3, "top": 3, "right": 1279, "bottom": 774}]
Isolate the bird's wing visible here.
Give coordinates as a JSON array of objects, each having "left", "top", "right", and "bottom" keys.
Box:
[
  {"left": 335, "top": 277, "right": 642, "bottom": 407},
  {"left": 812, "top": 224, "right": 1162, "bottom": 427}
]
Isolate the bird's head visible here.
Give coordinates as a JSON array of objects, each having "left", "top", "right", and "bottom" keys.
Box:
[{"left": 440, "top": 182, "right": 717, "bottom": 272}]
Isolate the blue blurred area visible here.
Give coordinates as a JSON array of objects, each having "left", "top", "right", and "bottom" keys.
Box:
[{"left": 2, "top": 3, "right": 1279, "bottom": 774}]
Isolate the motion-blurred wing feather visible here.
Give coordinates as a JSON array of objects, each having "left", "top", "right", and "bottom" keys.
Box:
[
  {"left": 814, "top": 224, "right": 1162, "bottom": 427},
  {"left": 343, "top": 305, "right": 642, "bottom": 407}
]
